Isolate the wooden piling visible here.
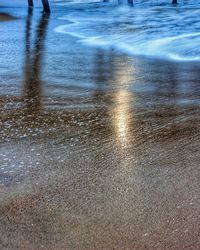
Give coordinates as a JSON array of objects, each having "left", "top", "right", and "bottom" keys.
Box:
[
  {"left": 128, "top": 0, "right": 133, "bottom": 5},
  {"left": 28, "top": 0, "right": 33, "bottom": 7},
  {"left": 41, "top": 0, "right": 51, "bottom": 13}
]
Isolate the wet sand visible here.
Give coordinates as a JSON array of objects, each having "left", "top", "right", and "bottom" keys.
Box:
[{"left": 1, "top": 1, "right": 200, "bottom": 249}]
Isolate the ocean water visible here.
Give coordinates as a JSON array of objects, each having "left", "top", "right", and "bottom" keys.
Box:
[
  {"left": 54, "top": 0, "right": 200, "bottom": 61},
  {"left": 1, "top": 0, "right": 200, "bottom": 101}
]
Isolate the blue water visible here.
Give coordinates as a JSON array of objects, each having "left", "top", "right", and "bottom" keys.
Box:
[{"left": 54, "top": 0, "right": 200, "bottom": 61}]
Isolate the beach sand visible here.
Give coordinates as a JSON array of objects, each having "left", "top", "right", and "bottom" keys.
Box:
[{"left": 0, "top": 1, "right": 200, "bottom": 249}]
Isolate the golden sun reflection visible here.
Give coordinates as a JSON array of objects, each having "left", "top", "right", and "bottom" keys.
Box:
[
  {"left": 109, "top": 59, "right": 137, "bottom": 149},
  {"left": 114, "top": 90, "right": 131, "bottom": 145}
]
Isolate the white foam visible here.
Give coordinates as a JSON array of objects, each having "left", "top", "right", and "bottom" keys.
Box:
[{"left": 54, "top": 6, "right": 200, "bottom": 62}]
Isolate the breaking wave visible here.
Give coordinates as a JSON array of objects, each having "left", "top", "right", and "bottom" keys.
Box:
[{"left": 54, "top": 1, "right": 200, "bottom": 61}]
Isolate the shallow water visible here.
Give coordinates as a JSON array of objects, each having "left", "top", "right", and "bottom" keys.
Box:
[{"left": 55, "top": 0, "right": 200, "bottom": 61}]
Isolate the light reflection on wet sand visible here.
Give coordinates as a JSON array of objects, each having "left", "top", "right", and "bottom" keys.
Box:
[
  {"left": 111, "top": 65, "right": 136, "bottom": 149},
  {"left": 1, "top": 3, "right": 200, "bottom": 250}
]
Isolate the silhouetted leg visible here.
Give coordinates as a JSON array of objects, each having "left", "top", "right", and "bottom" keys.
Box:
[
  {"left": 41, "top": 0, "right": 51, "bottom": 13},
  {"left": 28, "top": 0, "right": 33, "bottom": 7},
  {"left": 172, "top": 0, "right": 177, "bottom": 4}
]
